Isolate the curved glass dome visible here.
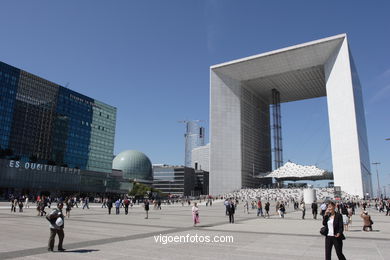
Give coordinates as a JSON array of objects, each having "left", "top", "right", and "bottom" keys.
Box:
[{"left": 113, "top": 150, "right": 152, "bottom": 180}]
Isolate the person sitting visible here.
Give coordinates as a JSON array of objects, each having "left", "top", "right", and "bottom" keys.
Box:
[{"left": 360, "top": 211, "right": 373, "bottom": 231}]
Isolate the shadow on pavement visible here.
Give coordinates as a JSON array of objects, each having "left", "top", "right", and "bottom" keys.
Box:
[{"left": 63, "top": 249, "right": 99, "bottom": 253}]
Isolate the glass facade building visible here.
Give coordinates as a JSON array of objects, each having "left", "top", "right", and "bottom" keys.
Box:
[
  {"left": 183, "top": 121, "right": 205, "bottom": 167},
  {"left": 0, "top": 159, "right": 131, "bottom": 198},
  {"left": 0, "top": 61, "right": 116, "bottom": 173}
]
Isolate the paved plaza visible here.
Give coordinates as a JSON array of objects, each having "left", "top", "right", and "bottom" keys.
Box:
[{"left": 0, "top": 201, "right": 389, "bottom": 259}]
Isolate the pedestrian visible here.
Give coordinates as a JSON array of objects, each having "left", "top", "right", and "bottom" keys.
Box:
[
  {"left": 224, "top": 199, "right": 229, "bottom": 216},
  {"left": 279, "top": 203, "right": 285, "bottom": 218},
  {"left": 107, "top": 198, "right": 113, "bottom": 214},
  {"left": 115, "top": 199, "right": 121, "bottom": 215},
  {"left": 311, "top": 202, "right": 318, "bottom": 219},
  {"left": 39, "top": 199, "right": 47, "bottom": 216},
  {"left": 265, "top": 201, "right": 270, "bottom": 218},
  {"left": 11, "top": 199, "right": 17, "bottom": 213},
  {"left": 18, "top": 200, "right": 24, "bottom": 212},
  {"left": 227, "top": 199, "right": 235, "bottom": 223},
  {"left": 244, "top": 200, "right": 249, "bottom": 214},
  {"left": 144, "top": 199, "right": 150, "bottom": 219},
  {"left": 157, "top": 199, "right": 162, "bottom": 210},
  {"left": 82, "top": 197, "right": 89, "bottom": 209},
  {"left": 25, "top": 196, "right": 30, "bottom": 208},
  {"left": 73, "top": 197, "right": 79, "bottom": 208},
  {"left": 257, "top": 199, "right": 264, "bottom": 217},
  {"left": 192, "top": 202, "right": 200, "bottom": 227},
  {"left": 300, "top": 201, "right": 306, "bottom": 219},
  {"left": 124, "top": 198, "right": 130, "bottom": 215},
  {"left": 347, "top": 205, "right": 353, "bottom": 229},
  {"left": 360, "top": 211, "right": 373, "bottom": 231},
  {"left": 46, "top": 202, "right": 66, "bottom": 252},
  {"left": 322, "top": 201, "right": 346, "bottom": 260},
  {"left": 320, "top": 202, "right": 327, "bottom": 218},
  {"left": 101, "top": 198, "right": 107, "bottom": 208},
  {"left": 65, "top": 199, "right": 72, "bottom": 218}
]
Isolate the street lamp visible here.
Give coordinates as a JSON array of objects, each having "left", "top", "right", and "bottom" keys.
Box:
[{"left": 372, "top": 162, "right": 381, "bottom": 199}]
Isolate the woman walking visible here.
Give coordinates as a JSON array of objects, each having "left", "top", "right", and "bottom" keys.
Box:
[
  {"left": 192, "top": 202, "right": 200, "bottom": 227},
  {"left": 322, "top": 202, "right": 346, "bottom": 260},
  {"left": 65, "top": 199, "right": 72, "bottom": 218}
]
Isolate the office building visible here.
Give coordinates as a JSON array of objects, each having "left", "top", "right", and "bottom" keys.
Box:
[
  {"left": 191, "top": 143, "right": 210, "bottom": 172},
  {"left": 180, "top": 120, "right": 205, "bottom": 167},
  {"left": 153, "top": 165, "right": 204, "bottom": 197},
  {"left": 0, "top": 158, "right": 131, "bottom": 198},
  {"left": 0, "top": 61, "right": 116, "bottom": 173}
]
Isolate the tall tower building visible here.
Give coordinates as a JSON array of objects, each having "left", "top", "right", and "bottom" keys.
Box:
[{"left": 180, "top": 120, "right": 205, "bottom": 167}]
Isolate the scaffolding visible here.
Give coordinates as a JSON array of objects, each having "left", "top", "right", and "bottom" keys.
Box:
[{"left": 271, "top": 89, "right": 283, "bottom": 171}]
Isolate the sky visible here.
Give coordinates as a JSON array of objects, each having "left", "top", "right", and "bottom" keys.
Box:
[{"left": 0, "top": 1, "right": 389, "bottom": 195}]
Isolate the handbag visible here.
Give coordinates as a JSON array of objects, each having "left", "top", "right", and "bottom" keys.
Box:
[{"left": 320, "top": 226, "right": 328, "bottom": 236}]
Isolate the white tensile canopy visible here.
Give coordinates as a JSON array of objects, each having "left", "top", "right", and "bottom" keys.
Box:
[{"left": 258, "top": 162, "right": 333, "bottom": 181}]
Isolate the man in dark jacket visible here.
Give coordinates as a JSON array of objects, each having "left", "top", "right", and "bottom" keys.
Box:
[
  {"left": 144, "top": 199, "right": 150, "bottom": 219},
  {"left": 107, "top": 198, "right": 113, "bottom": 215},
  {"left": 47, "top": 202, "right": 65, "bottom": 252},
  {"left": 311, "top": 202, "right": 318, "bottom": 219},
  {"left": 227, "top": 199, "right": 235, "bottom": 223}
]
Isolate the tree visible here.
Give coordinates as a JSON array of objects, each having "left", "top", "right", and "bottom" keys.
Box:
[
  {"left": 129, "top": 182, "right": 150, "bottom": 198},
  {"left": 129, "top": 182, "right": 165, "bottom": 199}
]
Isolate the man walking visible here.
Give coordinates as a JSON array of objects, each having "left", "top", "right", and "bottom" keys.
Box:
[
  {"left": 101, "top": 198, "right": 107, "bottom": 208},
  {"left": 265, "top": 201, "right": 270, "bottom": 218},
  {"left": 311, "top": 201, "right": 318, "bottom": 219},
  {"left": 257, "top": 199, "right": 264, "bottom": 217},
  {"left": 224, "top": 199, "right": 229, "bottom": 216},
  {"left": 320, "top": 202, "right": 327, "bottom": 218},
  {"left": 227, "top": 199, "right": 235, "bottom": 223},
  {"left": 115, "top": 199, "right": 121, "bottom": 215},
  {"left": 47, "top": 202, "right": 65, "bottom": 252},
  {"left": 144, "top": 199, "right": 150, "bottom": 219},
  {"left": 124, "top": 198, "right": 130, "bottom": 215},
  {"left": 300, "top": 201, "right": 306, "bottom": 219},
  {"left": 82, "top": 197, "right": 89, "bottom": 209},
  {"left": 107, "top": 198, "right": 113, "bottom": 215}
]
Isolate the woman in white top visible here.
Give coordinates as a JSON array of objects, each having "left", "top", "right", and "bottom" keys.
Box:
[
  {"left": 192, "top": 202, "right": 200, "bottom": 227},
  {"left": 322, "top": 202, "right": 346, "bottom": 260}
]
